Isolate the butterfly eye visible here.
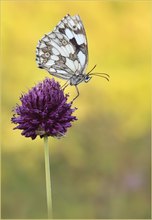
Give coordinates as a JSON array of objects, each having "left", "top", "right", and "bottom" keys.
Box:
[{"left": 85, "top": 75, "right": 91, "bottom": 83}]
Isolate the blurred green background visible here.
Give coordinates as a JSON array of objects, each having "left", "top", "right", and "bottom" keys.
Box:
[{"left": 1, "top": 1, "right": 151, "bottom": 219}]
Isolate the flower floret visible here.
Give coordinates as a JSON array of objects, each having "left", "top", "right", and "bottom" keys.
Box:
[{"left": 11, "top": 78, "right": 77, "bottom": 139}]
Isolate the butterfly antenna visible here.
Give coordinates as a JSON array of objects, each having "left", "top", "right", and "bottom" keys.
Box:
[
  {"left": 88, "top": 65, "right": 110, "bottom": 81},
  {"left": 90, "top": 73, "right": 110, "bottom": 81},
  {"left": 87, "top": 65, "right": 97, "bottom": 74}
]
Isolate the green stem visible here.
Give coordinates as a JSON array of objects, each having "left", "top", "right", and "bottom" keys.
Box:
[{"left": 44, "top": 136, "right": 53, "bottom": 219}]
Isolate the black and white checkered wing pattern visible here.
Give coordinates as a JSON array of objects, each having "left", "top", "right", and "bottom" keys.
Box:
[{"left": 36, "top": 14, "right": 88, "bottom": 80}]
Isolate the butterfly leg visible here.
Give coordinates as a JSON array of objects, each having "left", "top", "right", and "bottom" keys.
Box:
[
  {"left": 72, "top": 85, "right": 79, "bottom": 102},
  {"left": 62, "top": 80, "right": 69, "bottom": 90}
]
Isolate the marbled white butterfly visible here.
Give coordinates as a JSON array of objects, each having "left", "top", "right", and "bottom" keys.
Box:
[{"left": 36, "top": 14, "right": 109, "bottom": 100}]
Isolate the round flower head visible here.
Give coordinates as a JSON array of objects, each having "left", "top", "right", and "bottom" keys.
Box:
[{"left": 11, "top": 78, "right": 77, "bottom": 139}]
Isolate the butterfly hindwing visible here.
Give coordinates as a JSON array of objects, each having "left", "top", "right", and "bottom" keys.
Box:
[{"left": 36, "top": 14, "right": 88, "bottom": 80}]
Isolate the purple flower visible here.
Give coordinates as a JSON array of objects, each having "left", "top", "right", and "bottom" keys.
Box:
[{"left": 11, "top": 78, "right": 77, "bottom": 139}]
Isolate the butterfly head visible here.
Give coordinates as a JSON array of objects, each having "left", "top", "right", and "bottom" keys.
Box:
[{"left": 84, "top": 74, "right": 92, "bottom": 83}]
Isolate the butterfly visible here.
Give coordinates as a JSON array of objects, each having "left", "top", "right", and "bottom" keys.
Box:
[{"left": 36, "top": 14, "right": 109, "bottom": 100}]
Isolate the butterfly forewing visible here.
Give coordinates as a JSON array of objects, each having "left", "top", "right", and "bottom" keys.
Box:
[{"left": 36, "top": 14, "right": 88, "bottom": 81}]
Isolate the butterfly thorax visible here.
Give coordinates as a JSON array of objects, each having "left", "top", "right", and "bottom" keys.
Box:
[{"left": 70, "top": 74, "right": 91, "bottom": 85}]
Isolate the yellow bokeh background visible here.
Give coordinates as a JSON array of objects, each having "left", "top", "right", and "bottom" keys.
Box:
[{"left": 1, "top": 1, "right": 151, "bottom": 219}]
